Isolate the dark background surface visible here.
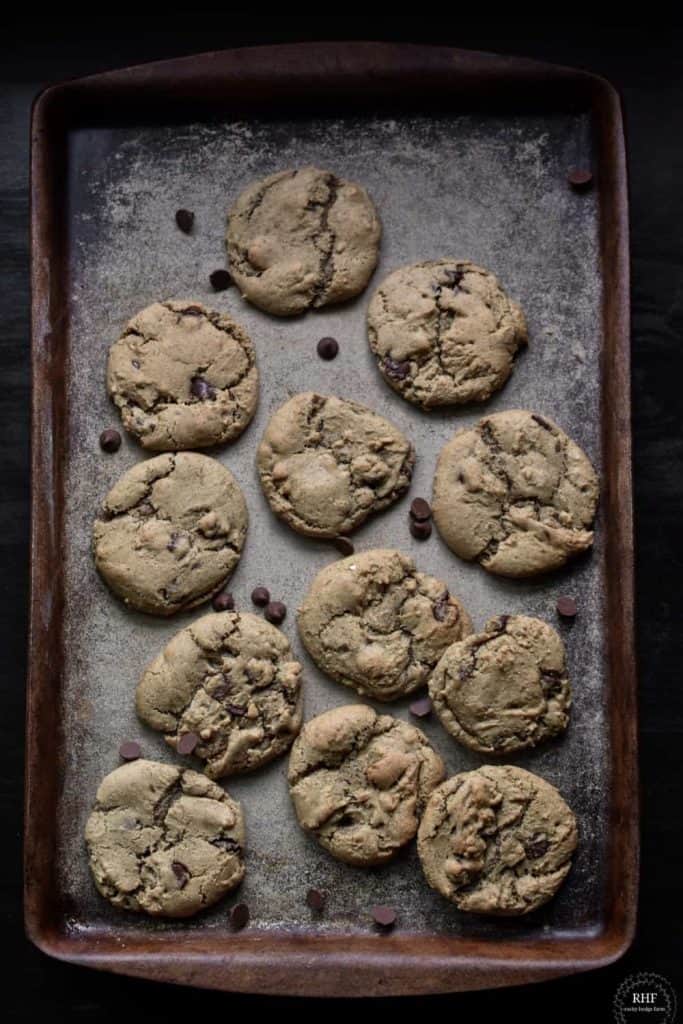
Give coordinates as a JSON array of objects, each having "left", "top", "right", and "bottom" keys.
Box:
[{"left": 2, "top": 20, "right": 681, "bottom": 1021}]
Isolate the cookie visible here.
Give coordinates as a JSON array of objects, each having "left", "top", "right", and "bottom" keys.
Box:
[
  {"left": 136, "top": 611, "right": 303, "bottom": 778},
  {"left": 298, "top": 548, "right": 472, "bottom": 702},
  {"left": 429, "top": 615, "right": 571, "bottom": 755},
  {"left": 85, "top": 759, "right": 245, "bottom": 918},
  {"left": 93, "top": 452, "right": 247, "bottom": 615},
  {"left": 432, "top": 410, "right": 599, "bottom": 577},
  {"left": 226, "top": 166, "right": 381, "bottom": 316},
  {"left": 288, "top": 705, "right": 444, "bottom": 866},
  {"left": 367, "top": 260, "right": 527, "bottom": 408},
  {"left": 257, "top": 392, "right": 415, "bottom": 538},
  {"left": 106, "top": 300, "right": 258, "bottom": 450},
  {"left": 417, "top": 765, "right": 578, "bottom": 915}
]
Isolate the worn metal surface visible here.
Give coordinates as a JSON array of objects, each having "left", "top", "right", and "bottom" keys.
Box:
[{"left": 59, "top": 112, "right": 605, "bottom": 939}]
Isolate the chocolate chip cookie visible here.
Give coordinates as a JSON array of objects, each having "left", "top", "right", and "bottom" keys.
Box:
[
  {"left": 136, "top": 611, "right": 303, "bottom": 778},
  {"left": 288, "top": 705, "right": 444, "bottom": 866},
  {"left": 367, "top": 260, "right": 527, "bottom": 408},
  {"left": 257, "top": 393, "right": 415, "bottom": 538},
  {"left": 226, "top": 167, "right": 381, "bottom": 316},
  {"left": 429, "top": 615, "right": 571, "bottom": 755},
  {"left": 93, "top": 452, "right": 247, "bottom": 615},
  {"left": 85, "top": 759, "right": 245, "bottom": 918},
  {"left": 106, "top": 300, "right": 258, "bottom": 450},
  {"left": 298, "top": 548, "right": 472, "bottom": 701},
  {"left": 432, "top": 410, "right": 599, "bottom": 577},
  {"left": 417, "top": 765, "right": 578, "bottom": 915}
]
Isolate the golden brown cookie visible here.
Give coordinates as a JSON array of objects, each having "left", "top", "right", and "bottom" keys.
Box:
[{"left": 417, "top": 765, "right": 578, "bottom": 915}]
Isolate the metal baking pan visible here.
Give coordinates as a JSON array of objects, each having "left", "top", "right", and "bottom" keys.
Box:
[{"left": 26, "top": 41, "right": 636, "bottom": 995}]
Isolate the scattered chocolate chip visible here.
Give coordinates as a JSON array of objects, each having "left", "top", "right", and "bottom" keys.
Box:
[
  {"left": 99, "top": 428, "right": 122, "bottom": 453},
  {"left": 264, "top": 601, "right": 286, "bottom": 625},
  {"left": 251, "top": 586, "right": 270, "bottom": 607},
  {"left": 526, "top": 835, "right": 550, "bottom": 859},
  {"left": 212, "top": 683, "right": 230, "bottom": 701},
  {"left": 432, "top": 596, "right": 451, "bottom": 622},
  {"left": 132, "top": 359, "right": 141, "bottom": 369},
  {"left": 175, "top": 208, "right": 195, "bottom": 233},
  {"left": 409, "top": 697, "right": 433, "bottom": 718},
  {"left": 568, "top": 168, "right": 593, "bottom": 191},
  {"left": 317, "top": 336, "right": 339, "bottom": 360},
  {"left": 371, "top": 905, "right": 397, "bottom": 929},
  {"left": 212, "top": 590, "right": 235, "bottom": 612},
  {"left": 410, "top": 497, "right": 432, "bottom": 522},
  {"left": 119, "top": 740, "right": 142, "bottom": 761},
  {"left": 492, "top": 614, "right": 510, "bottom": 633},
  {"left": 410, "top": 519, "right": 432, "bottom": 541},
  {"left": 333, "top": 537, "right": 355, "bottom": 557},
  {"left": 384, "top": 357, "right": 411, "bottom": 380},
  {"left": 556, "top": 596, "right": 577, "bottom": 619},
  {"left": 181, "top": 305, "right": 204, "bottom": 316},
  {"left": 227, "top": 703, "right": 246, "bottom": 717},
  {"left": 177, "top": 732, "right": 199, "bottom": 755},
  {"left": 171, "top": 861, "right": 190, "bottom": 889},
  {"left": 190, "top": 376, "right": 216, "bottom": 400},
  {"left": 531, "top": 414, "right": 552, "bottom": 431},
  {"left": 210, "top": 269, "right": 232, "bottom": 291},
  {"left": 306, "top": 888, "right": 326, "bottom": 911},
  {"left": 230, "top": 902, "right": 250, "bottom": 930}
]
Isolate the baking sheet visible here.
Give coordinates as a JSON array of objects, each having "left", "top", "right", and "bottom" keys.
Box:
[{"left": 59, "top": 111, "right": 606, "bottom": 940}]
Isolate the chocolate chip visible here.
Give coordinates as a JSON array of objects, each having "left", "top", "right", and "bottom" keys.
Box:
[
  {"left": 556, "top": 596, "right": 577, "bottom": 619},
  {"left": 132, "top": 359, "right": 141, "bottom": 369},
  {"left": 119, "top": 740, "right": 141, "bottom": 761},
  {"left": 445, "top": 268, "right": 464, "bottom": 288},
  {"left": 384, "top": 357, "right": 411, "bottom": 380},
  {"left": 230, "top": 902, "right": 250, "bottom": 930},
  {"left": 531, "top": 414, "right": 553, "bottom": 431},
  {"left": 177, "top": 732, "right": 199, "bottom": 755},
  {"left": 410, "top": 497, "right": 432, "bottom": 521},
  {"left": 210, "top": 269, "right": 232, "bottom": 291},
  {"left": 317, "top": 336, "right": 339, "bottom": 360},
  {"left": 409, "top": 697, "right": 433, "bottom": 718},
  {"left": 171, "top": 861, "right": 190, "bottom": 889},
  {"left": 251, "top": 586, "right": 270, "bottom": 607},
  {"left": 333, "top": 537, "right": 355, "bottom": 557},
  {"left": 306, "top": 888, "right": 326, "bottom": 911},
  {"left": 212, "top": 590, "right": 235, "bottom": 612},
  {"left": 175, "top": 208, "right": 194, "bottom": 233},
  {"left": 371, "top": 905, "right": 396, "bottom": 929},
  {"left": 227, "top": 703, "right": 246, "bottom": 717},
  {"left": 264, "top": 601, "right": 286, "bottom": 625},
  {"left": 99, "top": 428, "right": 122, "bottom": 453},
  {"left": 410, "top": 519, "right": 432, "bottom": 541},
  {"left": 568, "top": 168, "right": 593, "bottom": 191},
  {"left": 526, "top": 835, "right": 550, "bottom": 859},
  {"left": 190, "top": 376, "right": 216, "bottom": 400},
  {"left": 181, "top": 305, "right": 204, "bottom": 316},
  {"left": 432, "top": 596, "right": 452, "bottom": 622}
]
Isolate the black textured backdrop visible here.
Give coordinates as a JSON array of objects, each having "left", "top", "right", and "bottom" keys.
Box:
[{"left": 2, "top": 20, "right": 681, "bottom": 1021}]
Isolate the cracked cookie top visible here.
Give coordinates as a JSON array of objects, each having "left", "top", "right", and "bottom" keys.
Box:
[
  {"left": 417, "top": 765, "right": 578, "bottom": 916},
  {"left": 257, "top": 392, "right": 415, "bottom": 538},
  {"left": 226, "top": 166, "right": 381, "bottom": 316},
  {"left": 288, "top": 705, "right": 444, "bottom": 866},
  {"left": 367, "top": 260, "right": 527, "bottom": 409},
  {"left": 93, "top": 452, "right": 247, "bottom": 616},
  {"left": 429, "top": 615, "right": 571, "bottom": 754},
  {"left": 298, "top": 548, "right": 472, "bottom": 701},
  {"left": 85, "top": 759, "right": 245, "bottom": 918},
  {"left": 136, "top": 611, "right": 303, "bottom": 778},
  {"left": 106, "top": 300, "right": 259, "bottom": 451},
  {"left": 432, "top": 410, "right": 599, "bottom": 577}
]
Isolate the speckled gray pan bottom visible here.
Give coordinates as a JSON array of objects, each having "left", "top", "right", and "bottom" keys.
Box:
[{"left": 59, "top": 112, "right": 606, "bottom": 940}]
